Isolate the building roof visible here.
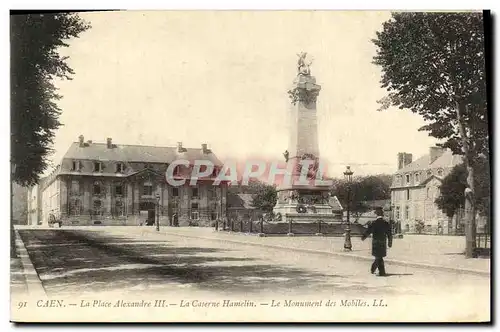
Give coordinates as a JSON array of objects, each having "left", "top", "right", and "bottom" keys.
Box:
[
  {"left": 227, "top": 193, "right": 256, "bottom": 210},
  {"left": 63, "top": 142, "right": 223, "bottom": 166},
  {"left": 395, "top": 149, "right": 462, "bottom": 174}
]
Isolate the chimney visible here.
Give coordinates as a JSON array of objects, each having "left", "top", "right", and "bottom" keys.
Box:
[
  {"left": 397, "top": 152, "right": 413, "bottom": 170},
  {"left": 429, "top": 146, "right": 445, "bottom": 164},
  {"left": 79, "top": 135, "right": 84, "bottom": 147},
  {"left": 177, "top": 142, "right": 183, "bottom": 153},
  {"left": 201, "top": 143, "right": 209, "bottom": 154},
  {"left": 107, "top": 137, "right": 113, "bottom": 149}
]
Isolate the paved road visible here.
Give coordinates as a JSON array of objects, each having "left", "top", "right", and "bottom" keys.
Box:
[{"left": 15, "top": 228, "right": 490, "bottom": 322}]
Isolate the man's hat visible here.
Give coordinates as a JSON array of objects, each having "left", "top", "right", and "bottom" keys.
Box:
[{"left": 374, "top": 207, "right": 384, "bottom": 216}]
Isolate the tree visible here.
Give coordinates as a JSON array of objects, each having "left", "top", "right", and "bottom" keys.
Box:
[
  {"left": 10, "top": 13, "right": 90, "bottom": 258},
  {"left": 436, "top": 157, "right": 491, "bottom": 224},
  {"left": 372, "top": 12, "right": 488, "bottom": 257},
  {"left": 250, "top": 182, "right": 277, "bottom": 213},
  {"left": 331, "top": 175, "right": 391, "bottom": 222},
  {"left": 11, "top": 13, "right": 91, "bottom": 186}
]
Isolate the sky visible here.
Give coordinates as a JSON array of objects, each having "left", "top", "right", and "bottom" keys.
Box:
[{"left": 49, "top": 10, "right": 440, "bottom": 178}]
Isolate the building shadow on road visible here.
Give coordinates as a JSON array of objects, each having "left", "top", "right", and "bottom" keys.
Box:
[{"left": 18, "top": 229, "right": 404, "bottom": 297}]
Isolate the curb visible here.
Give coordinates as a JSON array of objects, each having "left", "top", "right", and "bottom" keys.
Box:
[
  {"left": 137, "top": 228, "right": 490, "bottom": 277},
  {"left": 15, "top": 230, "right": 47, "bottom": 298}
]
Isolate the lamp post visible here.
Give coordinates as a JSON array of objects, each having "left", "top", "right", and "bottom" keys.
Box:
[
  {"left": 391, "top": 204, "right": 396, "bottom": 234},
  {"left": 155, "top": 193, "right": 160, "bottom": 232},
  {"left": 343, "top": 166, "right": 353, "bottom": 251}
]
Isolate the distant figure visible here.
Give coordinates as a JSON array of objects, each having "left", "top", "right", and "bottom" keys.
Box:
[
  {"left": 361, "top": 207, "right": 393, "bottom": 276},
  {"left": 437, "top": 222, "right": 443, "bottom": 235}
]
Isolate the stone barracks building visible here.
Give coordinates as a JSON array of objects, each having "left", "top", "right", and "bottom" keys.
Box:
[
  {"left": 30, "top": 136, "right": 227, "bottom": 227},
  {"left": 391, "top": 146, "right": 463, "bottom": 234}
]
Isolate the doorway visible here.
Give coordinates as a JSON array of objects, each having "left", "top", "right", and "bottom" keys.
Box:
[{"left": 139, "top": 201, "right": 156, "bottom": 226}]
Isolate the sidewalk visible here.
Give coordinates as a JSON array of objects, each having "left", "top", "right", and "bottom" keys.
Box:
[
  {"left": 124, "top": 226, "right": 490, "bottom": 276},
  {"left": 11, "top": 230, "right": 47, "bottom": 298}
]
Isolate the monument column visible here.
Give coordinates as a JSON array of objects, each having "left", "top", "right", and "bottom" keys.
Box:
[{"left": 272, "top": 53, "right": 342, "bottom": 227}]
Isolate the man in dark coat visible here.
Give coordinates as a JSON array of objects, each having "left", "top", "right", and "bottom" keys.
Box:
[{"left": 361, "top": 207, "right": 392, "bottom": 276}]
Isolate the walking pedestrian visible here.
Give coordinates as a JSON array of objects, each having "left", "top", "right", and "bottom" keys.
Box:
[{"left": 361, "top": 207, "right": 392, "bottom": 276}]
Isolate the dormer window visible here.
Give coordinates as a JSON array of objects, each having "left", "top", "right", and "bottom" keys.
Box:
[
  {"left": 437, "top": 168, "right": 444, "bottom": 177},
  {"left": 415, "top": 172, "right": 420, "bottom": 183},
  {"left": 405, "top": 174, "right": 410, "bottom": 185},
  {"left": 116, "top": 163, "right": 124, "bottom": 173},
  {"left": 71, "top": 160, "right": 81, "bottom": 171},
  {"left": 94, "top": 161, "right": 103, "bottom": 172}
]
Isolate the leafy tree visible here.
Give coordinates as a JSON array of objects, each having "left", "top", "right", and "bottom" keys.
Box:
[
  {"left": 250, "top": 182, "right": 277, "bottom": 213},
  {"left": 11, "top": 13, "right": 91, "bottom": 186},
  {"left": 331, "top": 175, "right": 391, "bottom": 222},
  {"left": 10, "top": 12, "right": 90, "bottom": 258},
  {"left": 436, "top": 157, "right": 490, "bottom": 222},
  {"left": 372, "top": 12, "right": 488, "bottom": 257}
]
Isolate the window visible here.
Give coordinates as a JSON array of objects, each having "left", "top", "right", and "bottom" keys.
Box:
[
  {"left": 437, "top": 168, "right": 444, "bottom": 177},
  {"left": 207, "top": 187, "right": 215, "bottom": 199},
  {"left": 143, "top": 182, "right": 153, "bottom": 196},
  {"left": 172, "top": 187, "right": 179, "bottom": 197},
  {"left": 70, "top": 180, "right": 81, "bottom": 195},
  {"left": 405, "top": 206, "right": 410, "bottom": 219},
  {"left": 415, "top": 172, "right": 420, "bottom": 183},
  {"left": 406, "top": 189, "right": 410, "bottom": 200},
  {"left": 191, "top": 203, "right": 199, "bottom": 220},
  {"left": 71, "top": 161, "right": 80, "bottom": 171},
  {"left": 210, "top": 212, "right": 218, "bottom": 220},
  {"left": 116, "top": 163, "right": 124, "bottom": 173},
  {"left": 93, "top": 200, "right": 103, "bottom": 216},
  {"left": 115, "top": 183, "right": 124, "bottom": 196},
  {"left": 69, "top": 199, "right": 81, "bottom": 216},
  {"left": 115, "top": 201, "right": 125, "bottom": 216},
  {"left": 93, "top": 181, "right": 102, "bottom": 195},
  {"left": 405, "top": 174, "right": 410, "bottom": 184},
  {"left": 191, "top": 187, "right": 199, "bottom": 198},
  {"left": 94, "top": 162, "right": 102, "bottom": 172}
]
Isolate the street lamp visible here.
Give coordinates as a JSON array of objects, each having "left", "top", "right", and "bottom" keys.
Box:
[
  {"left": 343, "top": 165, "right": 353, "bottom": 251},
  {"left": 390, "top": 203, "right": 395, "bottom": 234},
  {"left": 155, "top": 193, "right": 161, "bottom": 232}
]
